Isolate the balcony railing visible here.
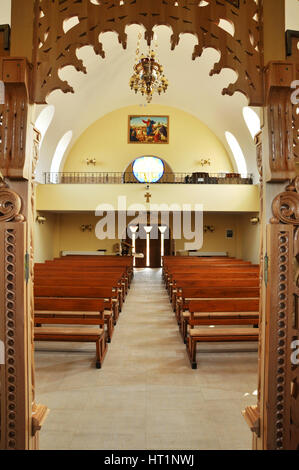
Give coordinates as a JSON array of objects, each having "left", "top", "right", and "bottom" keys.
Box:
[{"left": 44, "top": 172, "right": 254, "bottom": 185}]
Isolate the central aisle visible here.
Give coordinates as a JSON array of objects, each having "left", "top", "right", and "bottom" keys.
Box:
[{"left": 36, "top": 268, "right": 257, "bottom": 450}]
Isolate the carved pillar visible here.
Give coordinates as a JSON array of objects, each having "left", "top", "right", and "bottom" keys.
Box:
[
  {"left": 0, "top": 55, "right": 48, "bottom": 449},
  {"left": 243, "top": 56, "right": 299, "bottom": 449}
]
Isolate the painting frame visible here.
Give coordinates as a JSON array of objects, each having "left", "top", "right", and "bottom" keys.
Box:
[{"left": 128, "top": 115, "right": 169, "bottom": 144}]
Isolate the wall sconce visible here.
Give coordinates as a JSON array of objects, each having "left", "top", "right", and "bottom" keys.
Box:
[
  {"left": 204, "top": 225, "right": 215, "bottom": 233},
  {"left": 250, "top": 217, "right": 260, "bottom": 225},
  {"left": 86, "top": 158, "right": 97, "bottom": 166},
  {"left": 36, "top": 216, "right": 46, "bottom": 224},
  {"left": 199, "top": 158, "right": 211, "bottom": 167},
  {"left": 80, "top": 224, "right": 93, "bottom": 232}
]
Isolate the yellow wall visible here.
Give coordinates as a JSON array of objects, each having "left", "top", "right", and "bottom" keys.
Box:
[
  {"left": 239, "top": 213, "right": 261, "bottom": 265},
  {"left": 36, "top": 184, "right": 259, "bottom": 212},
  {"left": 34, "top": 211, "right": 260, "bottom": 264},
  {"left": 63, "top": 105, "right": 233, "bottom": 174},
  {"left": 34, "top": 212, "right": 60, "bottom": 263}
]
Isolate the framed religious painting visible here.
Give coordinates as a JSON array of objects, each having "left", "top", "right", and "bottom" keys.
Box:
[{"left": 128, "top": 115, "right": 169, "bottom": 144}]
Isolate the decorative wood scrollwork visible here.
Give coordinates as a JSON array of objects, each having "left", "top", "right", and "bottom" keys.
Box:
[
  {"left": 271, "top": 178, "right": 299, "bottom": 225},
  {"left": 0, "top": 58, "right": 32, "bottom": 180},
  {"left": 32, "top": 0, "right": 263, "bottom": 105},
  {"left": 0, "top": 181, "right": 24, "bottom": 223},
  {"left": 261, "top": 176, "right": 299, "bottom": 450},
  {"left": 266, "top": 85, "right": 296, "bottom": 182}
]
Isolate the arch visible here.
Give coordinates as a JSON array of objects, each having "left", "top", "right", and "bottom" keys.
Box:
[
  {"left": 225, "top": 131, "right": 247, "bottom": 176},
  {"left": 243, "top": 106, "right": 261, "bottom": 140},
  {"left": 33, "top": 1, "right": 263, "bottom": 105},
  {"left": 50, "top": 130, "right": 73, "bottom": 182},
  {"left": 35, "top": 105, "right": 55, "bottom": 145}
]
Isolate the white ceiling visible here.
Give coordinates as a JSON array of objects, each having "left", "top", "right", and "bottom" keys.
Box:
[
  {"left": 1, "top": 0, "right": 298, "bottom": 182},
  {"left": 35, "top": 24, "right": 258, "bottom": 181}
]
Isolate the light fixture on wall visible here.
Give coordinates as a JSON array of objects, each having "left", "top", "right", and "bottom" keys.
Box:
[
  {"left": 36, "top": 215, "right": 47, "bottom": 224},
  {"left": 80, "top": 224, "right": 93, "bottom": 232},
  {"left": 250, "top": 217, "right": 260, "bottom": 225},
  {"left": 199, "top": 159, "right": 211, "bottom": 167},
  {"left": 86, "top": 158, "right": 96, "bottom": 166},
  {"left": 204, "top": 225, "right": 215, "bottom": 233},
  {"left": 129, "top": 31, "right": 169, "bottom": 103}
]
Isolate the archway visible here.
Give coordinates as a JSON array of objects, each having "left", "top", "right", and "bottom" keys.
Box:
[{"left": 0, "top": 0, "right": 298, "bottom": 451}]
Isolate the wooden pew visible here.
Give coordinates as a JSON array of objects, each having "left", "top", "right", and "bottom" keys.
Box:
[
  {"left": 34, "top": 271, "right": 126, "bottom": 306},
  {"left": 184, "top": 298, "right": 259, "bottom": 368},
  {"left": 34, "top": 294, "right": 114, "bottom": 343},
  {"left": 187, "top": 327, "right": 259, "bottom": 369},
  {"left": 175, "top": 286, "right": 260, "bottom": 322},
  {"left": 180, "top": 296, "right": 259, "bottom": 342},
  {"left": 34, "top": 298, "right": 108, "bottom": 368},
  {"left": 167, "top": 270, "right": 259, "bottom": 297},
  {"left": 46, "top": 257, "right": 134, "bottom": 283},
  {"left": 34, "top": 327, "right": 106, "bottom": 369},
  {"left": 35, "top": 284, "right": 119, "bottom": 326},
  {"left": 171, "top": 278, "right": 259, "bottom": 310}
]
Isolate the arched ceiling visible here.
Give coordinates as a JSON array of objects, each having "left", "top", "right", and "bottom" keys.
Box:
[{"left": 35, "top": 24, "right": 259, "bottom": 180}]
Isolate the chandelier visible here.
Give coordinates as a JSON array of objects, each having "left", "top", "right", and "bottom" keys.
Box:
[{"left": 129, "top": 32, "right": 169, "bottom": 103}]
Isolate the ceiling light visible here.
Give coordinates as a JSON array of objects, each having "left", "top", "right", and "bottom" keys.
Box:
[{"left": 129, "top": 32, "right": 168, "bottom": 103}]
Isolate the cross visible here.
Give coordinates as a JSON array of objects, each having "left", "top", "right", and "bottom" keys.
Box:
[{"left": 144, "top": 192, "right": 152, "bottom": 203}]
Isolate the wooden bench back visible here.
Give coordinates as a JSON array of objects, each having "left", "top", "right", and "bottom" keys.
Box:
[
  {"left": 168, "top": 266, "right": 259, "bottom": 273},
  {"left": 34, "top": 297, "right": 105, "bottom": 312},
  {"left": 54, "top": 255, "right": 133, "bottom": 264},
  {"left": 34, "top": 272, "right": 121, "bottom": 281},
  {"left": 181, "top": 287, "right": 260, "bottom": 299},
  {"left": 34, "top": 277, "right": 119, "bottom": 287},
  {"left": 34, "top": 286, "right": 115, "bottom": 298},
  {"left": 188, "top": 298, "right": 259, "bottom": 312},
  {"left": 172, "top": 270, "right": 259, "bottom": 283},
  {"left": 35, "top": 264, "right": 126, "bottom": 273},
  {"left": 175, "top": 279, "right": 259, "bottom": 288}
]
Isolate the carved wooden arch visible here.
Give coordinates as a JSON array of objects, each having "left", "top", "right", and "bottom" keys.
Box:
[{"left": 32, "top": 0, "right": 264, "bottom": 106}]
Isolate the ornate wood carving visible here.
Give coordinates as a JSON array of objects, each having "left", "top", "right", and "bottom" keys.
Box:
[
  {"left": 265, "top": 224, "right": 294, "bottom": 449},
  {"left": 254, "top": 178, "right": 299, "bottom": 450},
  {"left": 264, "top": 65, "right": 296, "bottom": 182},
  {"left": 0, "top": 58, "right": 32, "bottom": 180},
  {"left": 32, "top": 0, "right": 263, "bottom": 105},
  {"left": 0, "top": 180, "right": 24, "bottom": 222},
  {"left": 0, "top": 218, "right": 29, "bottom": 450},
  {"left": 286, "top": 32, "right": 299, "bottom": 166}
]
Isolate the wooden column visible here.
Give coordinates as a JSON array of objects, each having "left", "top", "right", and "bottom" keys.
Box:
[
  {"left": 243, "top": 0, "right": 299, "bottom": 450},
  {"left": 0, "top": 0, "right": 48, "bottom": 450}
]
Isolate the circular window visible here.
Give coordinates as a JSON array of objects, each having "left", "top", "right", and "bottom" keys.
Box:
[{"left": 132, "top": 156, "right": 164, "bottom": 183}]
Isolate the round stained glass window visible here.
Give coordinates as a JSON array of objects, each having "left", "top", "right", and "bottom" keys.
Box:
[{"left": 132, "top": 156, "right": 164, "bottom": 183}]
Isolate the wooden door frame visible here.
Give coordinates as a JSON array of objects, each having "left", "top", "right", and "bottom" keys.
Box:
[{"left": 1, "top": 0, "right": 298, "bottom": 450}]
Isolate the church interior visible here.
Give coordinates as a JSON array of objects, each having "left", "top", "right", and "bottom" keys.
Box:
[{"left": 0, "top": 0, "right": 298, "bottom": 451}]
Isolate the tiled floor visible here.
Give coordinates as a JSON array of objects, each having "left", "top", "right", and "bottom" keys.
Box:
[{"left": 35, "top": 268, "right": 258, "bottom": 450}]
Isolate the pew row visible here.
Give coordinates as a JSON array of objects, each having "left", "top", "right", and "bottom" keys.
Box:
[
  {"left": 34, "top": 327, "right": 107, "bottom": 369},
  {"left": 181, "top": 298, "right": 259, "bottom": 343},
  {"left": 34, "top": 298, "right": 109, "bottom": 368},
  {"left": 187, "top": 327, "right": 259, "bottom": 369}
]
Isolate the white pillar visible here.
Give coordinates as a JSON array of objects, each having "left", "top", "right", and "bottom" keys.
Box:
[
  {"left": 129, "top": 225, "right": 138, "bottom": 267},
  {"left": 159, "top": 226, "right": 168, "bottom": 266},
  {"left": 144, "top": 226, "right": 153, "bottom": 267}
]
